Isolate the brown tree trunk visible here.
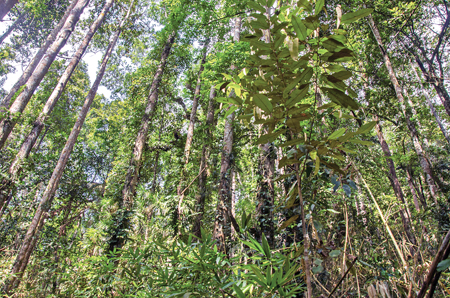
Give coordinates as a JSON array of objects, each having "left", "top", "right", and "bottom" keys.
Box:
[
  {"left": 8, "top": 0, "right": 114, "bottom": 179},
  {"left": 410, "top": 61, "right": 450, "bottom": 145},
  {"left": 375, "top": 117, "right": 417, "bottom": 246},
  {"left": 213, "top": 16, "right": 241, "bottom": 253},
  {"left": 109, "top": 30, "right": 177, "bottom": 252},
  {"left": 368, "top": 15, "right": 439, "bottom": 202},
  {"left": 177, "top": 39, "right": 209, "bottom": 220},
  {"left": 4, "top": 5, "right": 130, "bottom": 291},
  {"left": 0, "top": 0, "right": 89, "bottom": 149},
  {"left": 192, "top": 86, "right": 215, "bottom": 239},
  {"left": 0, "top": 12, "right": 26, "bottom": 45},
  {"left": 405, "top": 166, "right": 422, "bottom": 211},
  {"left": 0, "top": 0, "right": 79, "bottom": 111},
  {"left": 0, "top": 0, "right": 18, "bottom": 21}
]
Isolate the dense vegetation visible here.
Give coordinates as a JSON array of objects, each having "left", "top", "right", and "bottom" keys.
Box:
[{"left": 0, "top": 0, "right": 449, "bottom": 297}]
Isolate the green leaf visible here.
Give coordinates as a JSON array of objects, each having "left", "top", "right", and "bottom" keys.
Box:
[
  {"left": 233, "top": 284, "right": 246, "bottom": 298},
  {"left": 355, "top": 121, "right": 376, "bottom": 134},
  {"left": 330, "top": 249, "right": 341, "bottom": 258},
  {"left": 283, "top": 67, "right": 313, "bottom": 98},
  {"left": 253, "top": 94, "right": 273, "bottom": 113},
  {"left": 312, "top": 265, "right": 324, "bottom": 274},
  {"left": 437, "top": 258, "right": 450, "bottom": 272},
  {"left": 292, "top": 16, "right": 308, "bottom": 41},
  {"left": 286, "top": 85, "right": 309, "bottom": 108},
  {"left": 330, "top": 71, "right": 352, "bottom": 81},
  {"left": 328, "top": 128, "right": 346, "bottom": 140},
  {"left": 315, "top": 0, "right": 325, "bottom": 15},
  {"left": 215, "top": 97, "right": 231, "bottom": 104},
  {"left": 248, "top": 2, "right": 266, "bottom": 13},
  {"left": 341, "top": 8, "right": 373, "bottom": 24},
  {"left": 298, "top": 0, "right": 313, "bottom": 12},
  {"left": 225, "top": 106, "right": 238, "bottom": 118},
  {"left": 255, "top": 129, "right": 286, "bottom": 145},
  {"left": 323, "top": 88, "right": 359, "bottom": 110},
  {"left": 229, "top": 83, "right": 241, "bottom": 97},
  {"left": 279, "top": 215, "right": 299, "bottom": 230},
  {"left": 261, "top": 233, "right": 271, "bottom": 258}
]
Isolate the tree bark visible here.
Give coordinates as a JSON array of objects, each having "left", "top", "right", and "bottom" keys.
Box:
[
  {"left": 108, "top": 30, "right": 177, "bottom": 252},
  {"left": 8, "top": 0, "right": 114, "bottom": 179},
  {"left": 213, "top": 16, "right": 241, "bottom": 253},
  {"left": 375, "top": 117, "right": 417, "bottom": 246},
  {"left": 177, "top": 39, "right": 209, "bottom": 220},
  {"left": 410, "top": 61, "right": 450, "bottom": 145},
  {"left": 0, "top": 0, "right": 79, "bottom": 111},
  {"left": 4, "top": 5, "right": 129, "bottom": 291},
  {"left": 0, "top": 12, "right": 26, "bottom": 45},
  {"left": 0, "top": 0, "right": 19, "bottom": 21},
  {"left": 192, "top": 86, "right": 216, "bottom": 238},
  {"left": 0, "top": 0, "right": 89, "bottom": 150},
  {"left": 368, "top": 15, "right": 439, "bottom": 203}
]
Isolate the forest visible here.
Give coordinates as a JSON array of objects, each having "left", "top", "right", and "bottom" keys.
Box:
[{"left": 0, "top": 0, "right": 449, "bottom": 297}]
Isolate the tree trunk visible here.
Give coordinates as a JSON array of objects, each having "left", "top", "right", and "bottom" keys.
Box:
[
  {"left": 405, "top": 166, "right": 422, "bottom": 211},
  {"left": 8, "top": 0, "right": 114, "bottom": 179},
  {"left": 4, "top": 5, "right": 129, "bottom": 291},
  {"left": 410, "top": 61, "right": 450, "bottom": 145},
  {"left": 0, "top": 0, "right": 79, "bottom": 111},
  {"left": 0, "top": 0, "right": 19, "bottom": 21},
  {"left": 0, "top": 0, "right": 89, "bottom": 150},
  {"left": 177, "top": 39, "right": 209, "bottom": 220},
  {"left": 368, "top": 15, "right": 439, "bottom": 203},
  {"left": 375, "top": 117, "right": 417, "bottom": 246},
  {"left": 413, "top": 51, "right": 450, "bottom": 118},
  {"left": 213, "top": 16, "right": 241, "bottom": 253},
  {"left": 192, "top": 86, "right": 215, "bottom": 239},
  {"left": 0, "top": 12, "right": 26, "bottom": 45},
  {"left": 108, "top": 30, "right": 177, "bottom": 252}
]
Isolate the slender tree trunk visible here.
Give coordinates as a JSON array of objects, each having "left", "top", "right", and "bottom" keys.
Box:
[
  {"left": 108, "top": 30, "right": 177, "bottom": 252},
  {"left": 375, "top": 117, "right": 417, "bottom": 246},
  {"left": 177, "top": 40, "right": 209, "bottom": 220},
  {"left": 0, "top": 0, "right": 79, "bottom": 111},
  {"left": 0, "top": 12, "right": 26, "bottom": 45},
  {"left": 410, "top": 61, "right": 450, "bottom": 144},
  {"left": 213, "top": 16, "right": 241, "bottom": 253},
  {"left": 405, "top": 166, "right": 422, "bottom": 211},
  {"left": 0, "top": 0, "right": 18, "bottom": 21},
  {"left": 413, "top": 52, "right": 450, "bottom": 118},
  {"left": 8, "top": 0, "right": 114, "bottom": 179},
  {"left": 192, "top": 86, "right": 215, "bottom": 239},
  {"left": 0, "top": 0, "right": 89, "bottom": 150},
  {"left": 368, "top": 15, "right": 439, "bottom": 202},
  {"left": 4, "top": 6, "right": 129, "bottom": 291}
]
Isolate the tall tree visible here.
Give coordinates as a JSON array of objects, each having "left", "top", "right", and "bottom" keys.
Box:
[
  {"left": 108, "top": 29, "right": 178, "bottom": 252},
  {"left": 177, "top": 39, "right": 209, "bottom": 221},
  {"left": 0, "top": 0, "right": 114, "bottom": 216},
  {"left": 0, "top": 0, "right": 78, "bottom": 111},
  {"left": 0, "top": 0, "right": 19, "bottom": 21},
  {"left": 0, "top": 0, "right": 89, "bottom": 149},
  {"left": 3, "top": 3, "right": 132, "bottom": 291},
  {"left": 368, "top": 15, "right": 439, "bottom": 202},
  {"left": 213, "top": 16, "right": 241, "bottom": 253}
]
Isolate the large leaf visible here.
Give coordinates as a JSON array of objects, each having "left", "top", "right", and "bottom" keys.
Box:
[
  {"left": 328, "top": 128, "right": 346, "bottom": 140},
  {"left": 255, "top": 129, "right": 286, "bottom": 145},
  {"left": 248, "top": 1, "right": 266, "bottom": 13},
  {"left": 341, "top": 8, "right": 373, "bottom": 24},
  {"left": 283, "top": 67, "right": 313, "bottom": 98},
  {"left": 323, "top": 87, "right": 359, "bottom": 110},
  {"left": 315, "top": 0, "right": 325, "bottom": 15},
  {"left": 437, "top": 258, "right": 450, "bottom": 272},
  {"left": 292, "top": 16, "right": 308, "bottom": 41},
  {"left": 253, "top": 94, "right": 273, "bottom": 113},
  {"left": 355, "top": 121, "right": 376, "bottom": 134},
  {"left": 279, "top": 215, "right": 299, "bottom": 230}
]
